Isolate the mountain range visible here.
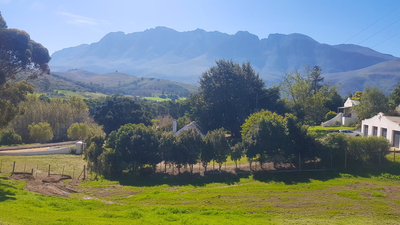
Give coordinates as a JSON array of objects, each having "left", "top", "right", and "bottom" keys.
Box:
[{"left": 50, "top": 27, "right": 400, "bottom": 95}]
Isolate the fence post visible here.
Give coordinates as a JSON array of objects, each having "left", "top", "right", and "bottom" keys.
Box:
[
  {"left": 73, "top": 166, "right": 75, "bottom": 180},
  {"left": 315, "top": 157, "right": 317, "bottom": 170},
  {"left": 394, "top": 151, "right": 396, "bottom": 163},
  {"left": 36, "top": 165, "right": 38, "bottom": 178},
  {"left": 83, "top": 165, "right": 86, "bottom": 180},
  {"left": 12, "top": 161, "right": 15, "bottom": 175},
  {"left": 31, "top": 169, "right": 33, "bottom": 175},
  {"left": 48, "top": 165, "right": 50, "bottom": 176},
  {"left": 299, "top": 153, "right": 301, "bottom": 171}
]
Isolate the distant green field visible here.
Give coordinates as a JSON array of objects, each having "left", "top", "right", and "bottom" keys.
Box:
[
  {"left": 142, "top": 96, "right": 187, "bottom": 102},
  {"left": 55, "top": 90, "right": 107, "bottom": 99},
  {"left": 308, "top": 126, "right": 357, "bottom": 138}
]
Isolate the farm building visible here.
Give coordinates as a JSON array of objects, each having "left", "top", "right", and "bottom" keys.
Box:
[
  {"left": 173, "top": 120, "right": 206, "bottom": 136},
  {"left": 361, "top": 112, "right": 400, "bottom": 148},
  {"left": 321, "top": 98, "right": 359, "bottom": 127}
]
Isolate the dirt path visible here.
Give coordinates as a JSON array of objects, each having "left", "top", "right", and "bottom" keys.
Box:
[
  {"left": 10, "top": 173, "right": 80, "bottom": 197},
  {"left": 0, "top": 141, "right": 77, "bottom": 151}
]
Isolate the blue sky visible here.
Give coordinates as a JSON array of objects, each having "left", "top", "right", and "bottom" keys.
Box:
[{"left": 1, "top": 0, "right": 400, "bottom": 57}]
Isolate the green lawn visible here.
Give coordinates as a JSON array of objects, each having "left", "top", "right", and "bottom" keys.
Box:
[
  {"left": 1, "top": 154, "right": 400, "bottom": 224},
  {"left": 308, "top": 126, "right": 357, "bottom": 138}
]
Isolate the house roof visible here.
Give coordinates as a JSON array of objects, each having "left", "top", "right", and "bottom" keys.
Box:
[
  {"left": 386, "top": 116, "right": 400, "bottom": 125},
  {"left": 175, "top": 121, "right": 206, "bottom": 136}
]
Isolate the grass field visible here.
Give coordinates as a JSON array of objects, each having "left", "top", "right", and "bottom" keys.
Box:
[
  {"left": 308, "top": 126, "right": 357, "bottom": 137},
  {"left": 55, "top": 90, "right": 107, "bottom": 99},
  {"left": 142, "top": 96, "right": 187, "bottom": 102},
  {"left": 1, "top": 154, "right": 400, "bottom": 224}
]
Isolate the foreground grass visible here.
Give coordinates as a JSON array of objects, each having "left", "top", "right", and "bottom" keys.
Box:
[{"left": 1, "top": 155, "right": 400, "bottom": 224}]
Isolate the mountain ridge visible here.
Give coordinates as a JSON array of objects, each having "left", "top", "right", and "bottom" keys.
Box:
[{"left": 50, "top": 27, "right": 398, "bottom": 92}]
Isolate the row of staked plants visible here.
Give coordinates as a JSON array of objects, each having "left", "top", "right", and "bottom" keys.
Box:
[{"left": 84, "top": 110, "right": 391, "bottom": 177}]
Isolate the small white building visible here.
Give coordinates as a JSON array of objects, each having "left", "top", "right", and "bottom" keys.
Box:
[
  {"left": 361, "top": 112, "right": 400, "bottom": 148},
  {"left": 321, "top": 98, "right": 359, "bottom": 127}
]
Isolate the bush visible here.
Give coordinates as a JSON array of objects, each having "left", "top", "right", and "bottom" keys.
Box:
[
  {"left": 325, "top": 111, "right": 338, "bottom": 121},
  {"left": 333, "top": 120, "right": 341, "bottom": 126},
  {"left": 69, "top": 147, "right": 77, "bottom": 154},
  {"left": 0, "top": 129, "right": 22, "bottom": 146},
  {"left": 347, "top": 121, "right": 356, "bottom": 127},
  {"left": 28, "top": 122, "right": 53, "bottom": 143}
]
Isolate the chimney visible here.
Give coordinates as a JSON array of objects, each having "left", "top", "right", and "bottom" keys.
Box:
[{"left": 173, "top": 119, "right": 177, "bottom": 133}]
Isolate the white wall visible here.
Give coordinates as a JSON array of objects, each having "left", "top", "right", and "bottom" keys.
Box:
[{"left": 361, "top": 113, "right": 400, "bottom": 147}]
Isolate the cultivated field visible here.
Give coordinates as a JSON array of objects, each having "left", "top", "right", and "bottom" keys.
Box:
[{"left": 1, "top": 154, "right": 400, "bottom": 224}]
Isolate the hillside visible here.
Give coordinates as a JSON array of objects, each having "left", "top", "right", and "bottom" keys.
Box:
[
  {"left": 325, "top": 58, "right": 400, "bottom": 95},
  {"left": 50, "top": 27, "right": 397, "bottom": 86},
  {"left": 52, "top": 70, "right": 198, "bottom": 97}
]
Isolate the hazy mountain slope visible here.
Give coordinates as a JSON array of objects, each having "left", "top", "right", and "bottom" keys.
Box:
[
  {"left": 325, "top": 58, "right": 400, "bottom": 95},
  {"left": 50, "top": 27, "right": 398, "bottom": 86},
  {"left": 52, "top": 70, "right": 198, "bottom": 97}
]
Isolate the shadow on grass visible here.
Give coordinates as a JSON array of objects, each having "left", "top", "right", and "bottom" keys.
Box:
[
  {"left": 106, "top": 160, "right": 400, "bottom": 188},
  {"left": 113, "top": 170, "right": 249, "bottom": 187},
  {"left": 0, "top": 177, "right": 17, "bottom": 202}
]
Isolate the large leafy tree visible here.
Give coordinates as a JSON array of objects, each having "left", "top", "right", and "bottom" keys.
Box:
[
  {"left": 352, "top": 87, "right": 389, "bottom": 121},
  {"left": 242, "top": 110, "right": 286, "bottom": 169},
  {"left": 0, "top": 12, "right": 50, "bottom": 85},
  {"left": 94, "top": 96, "right": 152, "bottom": 134},
  {"left": 28, "top": 122, "right": 53, "bottom": 143},
  {"left": 0, "top": 13, "right": 50, "bottom": 127},
  {"left": 110, "top": 123, "right": 161, "bottom": 171},
  {"left": 191, "top": 60, "right": 279, "bottom": 137},
  {"left": 280, "top": 67, "right": 342, "bottom": 125}
]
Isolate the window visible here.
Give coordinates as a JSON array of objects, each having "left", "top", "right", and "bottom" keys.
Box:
[
  {"left": 373, "top": 126, "right": 378, "bottom": 136},
  {"left": 381, "top": 128, "right": 387, "bottom": 138},
  {"left": 364, "top": 125, "right": 369, "bottom": 136}
]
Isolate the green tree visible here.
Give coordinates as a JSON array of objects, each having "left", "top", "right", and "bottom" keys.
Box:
[
  {"left": 0, "top": 129, "right": 22, "bottom": 146},
  {"left": 159, "top": 131, "right": 177, "bottom": 172},
  {"left": 109, "top": 123, "right": 160, "bottom": 172},
  {"left": 204, "top": 128, "right": 230, "bottom": 170},
  {"left": 94, "top": 96, "right": 152, "bottom": 134},
  {"left": 351, "top": 91, "right": 363, "bottom": 101},
  {"left": 243, "top": 111, "right": 286, "bottom": 170},
  {"left": 28, "top": 122, "right": 53, "bottom": 143},
  {"left": 68, "top": 123, "right": 90, "bottom": 140},
  {"left": 191, "top": 60, "right": 279, "bottom": 137},
  {"left": 175, "top": 129, "right": 203, "bottom": 173},
  {"left": 230, "top": 142, "right": 244, "bottom": 169},
  {"left": 352, "top": 87, "right": 389, "bottom": 121},
  {"left": 307, "top": 66, "right": 324, "bottom": 94},
  {"left": 325, "top": 111, "right": 338, "bottom": 121},
  {"left": 389, "top": 82, "right": 400, "bottom": 110},
  {"left": 0, "top": 14, "right": 50, "bottom": 85},
  {"left": 0, "top": 81, "right": 34, "bottom": 127}
]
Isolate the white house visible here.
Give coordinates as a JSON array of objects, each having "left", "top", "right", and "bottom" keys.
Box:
[
  {"left": 173, "top": 120, "right": 206, "bottom": 137},
  {"left": 321, "top": 98, "right": 359, "bottom": 127},
  {"left": 361, "top": 112, "right": 400, "bottom": 148}
]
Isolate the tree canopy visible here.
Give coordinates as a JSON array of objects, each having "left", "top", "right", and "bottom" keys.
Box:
[
  {"left": 191, "top": 59, "right": 279, "bottom": 136},
  {"left": 0, "top": 13, "right": 50, "bottom": 85},
  {"left": 93, "top": 96, "right": 152, "bottom": 134},
  {"left": 352, "top": 87, "right": 389, "bottom": 121}
]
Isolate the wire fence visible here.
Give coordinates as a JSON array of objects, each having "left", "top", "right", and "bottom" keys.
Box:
[{"left": 0, "top": 160, "right": 91, "bottom": 180}]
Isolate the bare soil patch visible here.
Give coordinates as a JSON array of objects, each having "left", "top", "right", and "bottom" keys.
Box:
[{"left": 10, "top": 173, "right": 80, "bottom": 197}]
